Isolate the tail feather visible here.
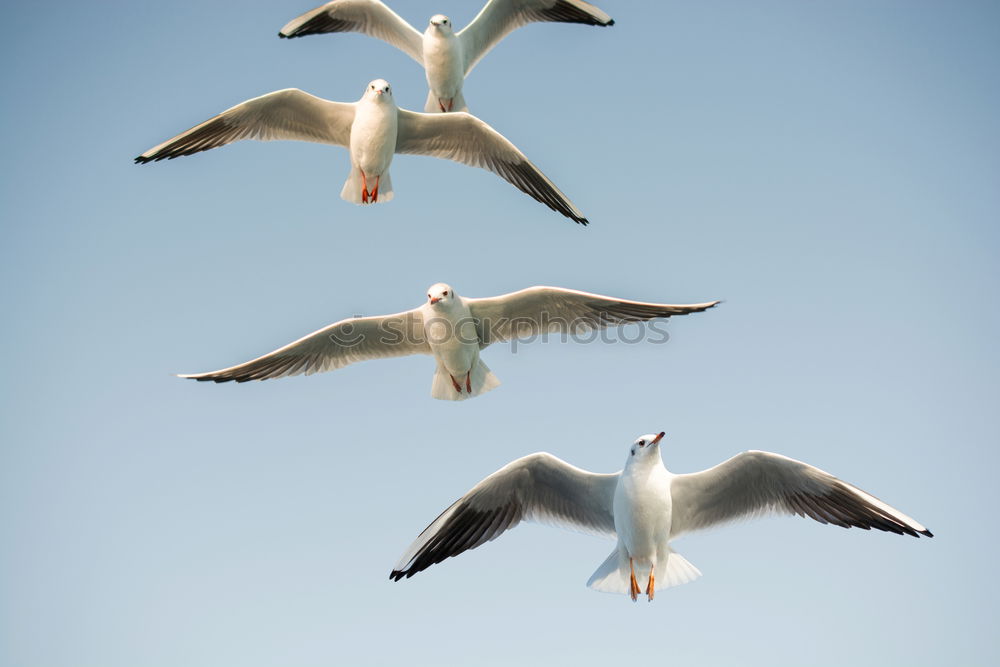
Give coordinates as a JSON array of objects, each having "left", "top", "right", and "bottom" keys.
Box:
[
  {"left": 587, "top": 546, "right": 702, "bottom": 595},
  {"left": 340, "top": 167, "right": 393, "bottom": 204},
  {"left": 423, "top": 89, "right": 469, "bottom": 113},
  {"left": 430, "top": 358, "right": 500, "bottom": 401}
]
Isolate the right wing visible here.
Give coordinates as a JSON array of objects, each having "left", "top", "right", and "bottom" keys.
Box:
[
  {"left": 391, "top": 452, "right": 619, "bottom": 580},
  {"left": 135, "top": 89, "right": 354, "bottom": 163},
  {"left": 179, "top": 309, "right": 428, "bottom": 382},
  {"left": 279, "top": 0, "right": 424, "bottom": 64}
]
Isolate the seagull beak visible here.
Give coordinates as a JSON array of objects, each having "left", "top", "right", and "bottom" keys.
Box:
[
  {"left": 651, "top": 432, "right": 665, "bottom": 445},
  {"left": 430, "top": 297, "right": 441, "bottom": 304}
]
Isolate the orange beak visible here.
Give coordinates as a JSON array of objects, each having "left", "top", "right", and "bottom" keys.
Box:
[
  {"left": 651, "top": 432, "right": 665, "bottom": 445},
  {"left": 430, "top": 297, "right": 441, "bottom": 304}
]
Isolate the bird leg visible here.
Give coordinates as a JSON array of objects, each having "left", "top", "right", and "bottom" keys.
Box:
[
  {"left": 629, "top": 558, "right": 641, "bottom": 602},
  {"left": 370, "top": 175, "right": 380, "bottom": 203},
  {"left": 361, "top": 170, "right": 370, "bottom": 204},
  {"left": 438, "top": 98, "right": 453, "bottom": 112},
  {"left": 646, "top": 570, "right": 655, "bottom": 602},
  {"left": 449, "top": 374, "right": 463, "bottom": 393},
  {"left": 465, "top": 370, "right": 472, "bottom": 393}
]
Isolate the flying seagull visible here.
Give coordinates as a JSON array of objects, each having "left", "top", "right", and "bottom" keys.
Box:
[
  {"left": 390, "top": 432, "right": 932, "bottom": 600},
  {"left": 279, "top": 0, "right": 614, "bottom": 113},
  {"left": 135, "top": 79, "right": 587, "bottom": 224},
  {"left": 179, "top": 284, "right": 720, "bottom": 400}
]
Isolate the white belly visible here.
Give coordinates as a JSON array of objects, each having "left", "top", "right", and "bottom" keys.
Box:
[
  {"left": 422, "top": 33, "right": 464, "bottom": 99},
  {"left": 614, "top": 467, "right": 672, "bottom": 561},
  {"left": 425, "top": 305, "right": 478, "bottom": 375},
  {"left": 349, "top": 104, "right": 397, "bottom": 176}
]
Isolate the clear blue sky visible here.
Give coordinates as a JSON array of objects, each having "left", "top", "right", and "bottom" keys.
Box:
[{"left": 2, "top": 1, "right": 998, "bottom": 665}]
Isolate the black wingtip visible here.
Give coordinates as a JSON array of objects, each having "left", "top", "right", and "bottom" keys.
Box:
[
  {"left": 606, "top": 18, "right": 615, "bottom": 26},
  {"left": 134, "top": 155, "right": 149, "bottom": 164},
  {"left": 922, "top": 529, "right": 934, "bottom": 538},
  {"left": 389, "top": 570, "right": 403, "bottom": 582}
]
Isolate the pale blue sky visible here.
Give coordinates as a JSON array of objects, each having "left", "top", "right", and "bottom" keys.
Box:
[{"left": 2, "top": 1, "right": 998, "bottom": 666}]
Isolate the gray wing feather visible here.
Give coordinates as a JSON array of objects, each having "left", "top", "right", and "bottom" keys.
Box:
[
  {"left": 278, "top": 0, "right": 424, "bottom": 63},
  {"left": 390, "top": 452, "right": 619, "bottom": 580},
  {"left": 669, "top": 451, "right": 932, "bottom": 540},
  {"left": 459, "top": 0, "right": 613, "bottom": 74},
  {"left": 467, "top": 286, "right": 720, "bottom": 346},
  {"left": 135, "top": 89, "right": 354, "bottom": 163},
  {"left": 395, "top": 109, "right": 587, "bottom": 224},
  {"left": 179, "top": 310, "right": 428, "bottom": 382}
]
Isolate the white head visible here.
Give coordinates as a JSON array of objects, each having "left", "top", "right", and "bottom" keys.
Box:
[
  {"left": 426, "top": 282, "right": 457, "bottom": 306},
  {"left": 628, "top": 432, "right": 665, "bottom": 462},
  {"left": 364, "top": 79, "right": 393, "bottom": 103},
  {"left": 428, "top": 14, "right": 453, "bottom": 33}
]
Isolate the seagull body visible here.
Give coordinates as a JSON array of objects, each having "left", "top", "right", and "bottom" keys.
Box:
[
  {"left": 179, "top": 284, "right": 720, "bottom": 401},
  {"left": 278, "top": 0, "right": 614, "bottom": 113},
  {"left": 135, "top": 79, "right": 587, "bottom": 223},
  {"left": 390, "top": 433, "right": 932, "bottom": 601}
]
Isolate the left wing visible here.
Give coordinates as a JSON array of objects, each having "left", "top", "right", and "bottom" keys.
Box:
[
  {"left": 467, "top": 286, "right": 719, "bottom": 346},
  {"left": 669, "top": 450, "right": 933, "bottom": 540},
  {"left": 458, "top": 0, "right": 613, "bottom": 74},
  {"left": 395, "top": 109, "right": 587, "bottom": 224}
]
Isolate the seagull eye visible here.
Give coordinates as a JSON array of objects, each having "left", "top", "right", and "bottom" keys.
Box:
[
  {"left": 638, "top": 440, "right": 645, "bottom": 447},
  {"left": 443, "top": 291, "right": 448, "bottom": 296}
]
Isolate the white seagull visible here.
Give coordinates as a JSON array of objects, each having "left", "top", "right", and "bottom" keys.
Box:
[
  {"left": 179, "top": 284, "right": 720, "bottom": 401},
  {"left": 135, "top": 79, "right": 587, "bottom": 223},
  {"left": 390, "top": 432, "right": 932, "bottom": 600},
  {"left": 278, "top": 0, "right": 614, "bottom": 113}
]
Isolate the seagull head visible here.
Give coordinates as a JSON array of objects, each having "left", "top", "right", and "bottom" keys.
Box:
[
  {"left": 365, "top": 79, "right": 393, "bottom": 102},
  {"left": 429, "top": 14, "right": 453, "bottom": 32},
  {"left": 629, "top": 432, "right": 665, "bottom": 459},
  {"left": 427, "top": 282, "right": 456, "bottom": 307}
]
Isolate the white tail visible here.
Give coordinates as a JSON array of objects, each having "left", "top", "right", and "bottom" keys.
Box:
[
  {"left": 423, "top": 89, "right": 469, "bottom": 114},
  {"left": 430, "top": 358, "right": 500, "bottom": 401},
  {"left": 340, "top": 166, "right": 394, "bottom": 205},
  {"left": 587, "top": 545, "right": 702, "bottom": 595}
]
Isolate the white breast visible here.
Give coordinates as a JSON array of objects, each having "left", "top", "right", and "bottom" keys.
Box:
[
  {"left": 423, "top": 300, "right": 478, "bottom": 375},
  {"left": 422, "top": 30, "right": 464, "bottom": 99},
  {"left": 349, "top": 102, "right": 398, "bottom": 176},
  {"left": 614, "top": 462, "right": 673, "bottom": 561}
]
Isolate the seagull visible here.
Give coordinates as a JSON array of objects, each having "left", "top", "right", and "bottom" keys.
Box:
[
  {"left": 135, "top": 79, "right": 587, "bottom": 224},
  {"left": 390, "top": 432, "right": 932, "bottom": 600},
  {"left": 278, "top": 0, "right": 614, "bottom": 113},
  {"left": 179, "top": 284, "right": 720, "bottom": 401}
]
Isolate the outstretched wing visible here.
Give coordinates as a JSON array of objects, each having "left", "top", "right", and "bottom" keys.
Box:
[
  {"left": 459, "top": 0, "right": 613, "bottom": 74},
  {"left": 467, "top": 286, "right": 719, "bottom": 346},
  {"left": 395, "top": 109, "right": 588, "bottom": 224},
  {"left": 278, "top": 0, "right": 424, "bottom": 63},
  {"left": 135, "top": 89, "right": 354, "bottom": 163},
  {"left": 669, "top": 450, "right": 933, "bottom": 540},
  {"left": 179, "top": 309, "right": 428, "bottom": 382},
  {"left": 391, "top": 452, "right": 619, "bottom": 580}
]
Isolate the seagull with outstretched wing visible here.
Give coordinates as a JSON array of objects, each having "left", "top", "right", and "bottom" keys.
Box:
[
  {"left": 136, "top": 79, "right": 588, "bottom": 223},
  {"left": 179, "top": 283, "right": 719, "bottom": 400},
  {"left": 390, "top": 432, "right": 932, "bottom": 601},
  {"left": 279, "top": 0, "right": 614, "bottom": 113}
]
